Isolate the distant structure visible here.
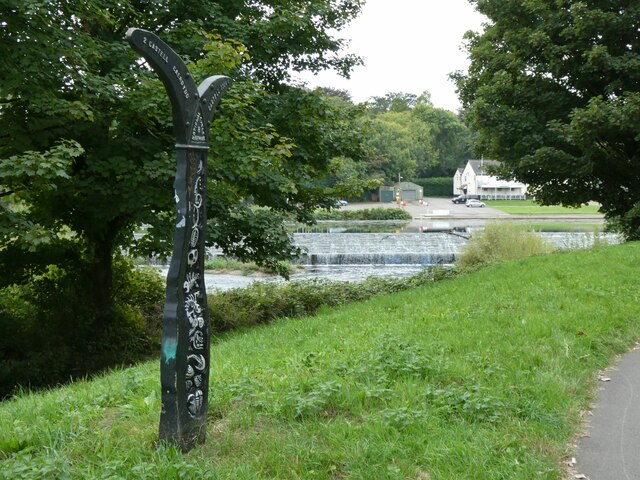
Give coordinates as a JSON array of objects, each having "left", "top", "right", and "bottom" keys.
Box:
[
  {"left": 453, "top": 160, "right": 527, "bottom": 200},
  {"left": 377, "top": 182, "right": 424, "bottom": 202}
]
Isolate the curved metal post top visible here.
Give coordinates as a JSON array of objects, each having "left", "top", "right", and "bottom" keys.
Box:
[{"left": 126, "top": 28, "right": 232, "bottom": 145}]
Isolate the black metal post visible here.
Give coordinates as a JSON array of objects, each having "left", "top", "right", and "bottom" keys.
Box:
[{"left": 126, "top": 28, "right": 231, "bottom": 451}]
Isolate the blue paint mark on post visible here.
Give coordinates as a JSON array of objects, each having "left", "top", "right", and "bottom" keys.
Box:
[{"left": 162, "top": 338, "right": 178, "bottom": 365}]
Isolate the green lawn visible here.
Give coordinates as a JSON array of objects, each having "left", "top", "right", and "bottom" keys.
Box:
[
  {"left": 519, "top": 221, "right": 605, "bottom": 232},
  {"left": 485, "top": 200, "right": 602, "bottom": 215},
  {"left": 2, "top": 243, "right": 640, "bottom": 479}
]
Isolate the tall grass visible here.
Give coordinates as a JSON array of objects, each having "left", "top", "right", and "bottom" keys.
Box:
[
  {"left": 2, "top": 243, "right": 640, "bottom": 479},
  {"left": 457, "top": 222, "right": 555, "bottom": 271}
]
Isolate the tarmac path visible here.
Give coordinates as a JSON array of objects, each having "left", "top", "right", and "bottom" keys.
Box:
[{"left": 575, "top": 345, "right": 640, "bottom": 480}]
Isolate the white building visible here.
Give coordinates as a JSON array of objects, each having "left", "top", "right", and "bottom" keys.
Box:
[{"left": 453, "top": 160, "right": 528, "bottom": 200}]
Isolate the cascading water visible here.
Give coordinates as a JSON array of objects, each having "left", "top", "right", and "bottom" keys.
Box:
[
  {"left": 159, "top": 229, "right": 621, "bottom": 291},
  {"left": 294, "top": 232, "right": 468, "bottom": 266}
]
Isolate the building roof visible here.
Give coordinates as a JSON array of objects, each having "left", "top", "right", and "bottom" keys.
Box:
[
  {"left": 468, "top": 159, "right": 501, "bottom": 176},
  {"left": 393, "top": 181, "right": 423, "bottom": 189}
]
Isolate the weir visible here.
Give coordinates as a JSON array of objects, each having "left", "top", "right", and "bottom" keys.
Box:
[
  {"left": 292, "top": 231, "right": 620, "bottom": 266},
  {"left": 294, "top": 232, "right": 468, "bottom": 265}
]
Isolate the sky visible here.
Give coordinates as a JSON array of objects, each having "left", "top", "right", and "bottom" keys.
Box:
[{"left": 293, "top": 0, "right": 487, "bottom": 113}]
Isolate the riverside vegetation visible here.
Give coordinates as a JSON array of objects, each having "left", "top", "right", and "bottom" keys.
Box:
[
  {"left": 2, "top": 232, "right": 640, "bottom": 478},
  {"left": 0, "top": 206, "right": 410, "bottom": 396}
]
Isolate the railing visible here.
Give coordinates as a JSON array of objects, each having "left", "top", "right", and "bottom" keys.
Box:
[{"left": 479, "top": 194, "right": 527, "bottom": 200}]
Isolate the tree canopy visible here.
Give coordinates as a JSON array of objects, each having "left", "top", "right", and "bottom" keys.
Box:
[
  {"left": 0, "top": 0, "right": 366, "bottom": 315},
  {"left": 455, "top": 0, "right": 640, "bottom": 238},
  {"left": 361, "top": 92, "right": 474, "bottom": 183}
]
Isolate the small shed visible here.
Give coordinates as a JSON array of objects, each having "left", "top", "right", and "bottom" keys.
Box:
[
  {"left": 378, "top": 186, "right": 395, "bottom": 203},
  {"left": 393, "top": 181, "right": 424, "bottom": 201}
]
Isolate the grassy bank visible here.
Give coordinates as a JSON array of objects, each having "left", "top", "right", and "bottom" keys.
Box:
[
  {"left": 485, "top": 200, "right": 601, "bottom": 215},
  {"left": 2, "top": 243, "right": 640, "bottom": 479}
]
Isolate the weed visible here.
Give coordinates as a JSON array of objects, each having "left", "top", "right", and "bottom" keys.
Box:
[{"left": 456, "top": 222, "right": 555, "bottom": 271}]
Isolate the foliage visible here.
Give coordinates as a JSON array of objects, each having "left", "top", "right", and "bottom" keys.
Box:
[
  {"left": 412, "top": 177, "right": 454, "bottom": 197},
  {"left": 366, "top": 91, "right": 432, "bottom": 113},
  {"left": 456, "top": 222, "right": 555, "bottom": 271},
  {"left": 0, "top": 1, "right": 368, "bottom": 328},
  {"left": 454, "top": 0, "right": 640, "bottom": 238},
  {"left": 362, "top": 93, "right": 474, "bottom": 183},
  {"left": 364, "top": 110, "right": 435, "bottom": 182},
  {"left": 412, "top": 104, "right": 475, "bottom": 176},
  {"left": 207, "top": 267, "right": 454, "bottom": 332},
  {"left": 3, "top": 243, "right": 640, "bottom": 478},
  {"left": 204, "top": 256, "right": 294, "bottom": 276},
  {"left": 313, "top": 207, "right": 412, "bottom": 221},
  {"left": 0, "top": 260, "right": 164, "bottom": 398}
]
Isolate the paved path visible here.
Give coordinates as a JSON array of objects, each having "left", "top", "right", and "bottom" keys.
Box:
[{"left": 575, "top": 345, "right": 640, "bottom": 480}]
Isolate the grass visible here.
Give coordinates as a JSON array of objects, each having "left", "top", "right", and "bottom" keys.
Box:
[
  {"left": 457, "top": 222, "right": 555, "bottom": 271},
  {"left": 485, "top": 200, "right": 602, "bottom": 215},
  {"left": 3, "top": 243, "right": 640, "bottom": 479},
  {"left": 519, "top": 221, "right": 605, "bottom": 232},
  {"left": 204, "top": 257, "right": 294, "bottom": 276}
]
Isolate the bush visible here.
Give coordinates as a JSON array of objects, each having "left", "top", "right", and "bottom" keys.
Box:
[
  {"left": 456, "top": 222, "right": 555, "bottom": 271},
  {"left": 412, "top": 177, "right": 453, "bottom": 197},
  {"left": 0, "top": 259, "right": 164, "bottom": 398},
  {"left": 204, "top": 257, "right": 294, "bottom": 277},
  {"left": 208, "top": 266, "right": 456, "bottom": 332},
  {"left": 314, "top": 208, "right": 412, "bottom": 221}
]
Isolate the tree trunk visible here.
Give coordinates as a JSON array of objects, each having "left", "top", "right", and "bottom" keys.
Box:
[{"left": 87, "top": 234, "right": 116, "bottom": 321}]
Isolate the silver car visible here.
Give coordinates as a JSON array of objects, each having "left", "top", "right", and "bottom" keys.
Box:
[{"left": 466, "top": 199, "right": 486, "bottom": 208}]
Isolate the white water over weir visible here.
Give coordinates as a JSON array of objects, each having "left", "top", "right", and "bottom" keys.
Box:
[
  {"left": 294, "top": 233, "right": 467, "bottom": 266},
  {"left": 292, "top": 231, "right": 620, "bottom": 266}
]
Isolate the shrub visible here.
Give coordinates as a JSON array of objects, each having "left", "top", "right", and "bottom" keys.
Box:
[
  {"left": 204, "top": 257, "right": 294, "bottom": 277},
  {"left": 412, "top": 177, "right": 454, "bottom": 197},
  {"left": 314, "top": 208, "right": 412, "bottom": 221},
  {"left": 0, "top": 259, "right": 164, "bottom": 398},
  {"left": 208, "top": 266, "right": 456, "bottom": 332},
  {"left": 456, "top": 222, "right": 555, "bottom": 271}
]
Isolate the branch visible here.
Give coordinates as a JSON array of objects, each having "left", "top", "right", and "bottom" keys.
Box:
[{"left": 0, "top": 190, "right": 16, "bottom": 198}]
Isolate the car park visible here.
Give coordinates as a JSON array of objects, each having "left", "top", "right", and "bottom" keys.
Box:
[
  {"left": 466, "top": 199, "right": 486, "bottom": 208},
  {"left": 452, "top": 194, "right": 480, "bottom": 204}
]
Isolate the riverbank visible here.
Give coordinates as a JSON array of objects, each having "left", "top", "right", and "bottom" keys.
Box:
[{"left": 3, "top": 242, "right": 639, "bottom": 479}]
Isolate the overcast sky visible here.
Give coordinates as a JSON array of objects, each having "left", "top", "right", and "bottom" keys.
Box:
[{"left": 293, "top": 0, "right": 487, "bottom": 113}]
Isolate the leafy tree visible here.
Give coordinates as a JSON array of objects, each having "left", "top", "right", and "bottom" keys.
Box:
[
  {"left": 0, "top": 0, "right": 366, "bottom": 326},
  {"left": 367, "top": 91, "right": 431, "bottom": 114},
  {"left": 412, "top": 104, "right": 475, "bottom": 176},
  {"left": 455, "top": 0, "right": 640, "bottom": 238},
  {"left": 364, "top": 110, "right": 436, "bottom": 183},
  {"left": 361, "top": 92, "right": 474, "bottom": 182}
]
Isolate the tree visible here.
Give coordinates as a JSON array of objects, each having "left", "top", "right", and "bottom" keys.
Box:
[
  {"left": 0, "top": 0, "right": 366, "bottom": 323},
  {"left": 454, "top": 0, "right": 640, "bottom": 238},
  {"left": 360, "top": 92, "right": 474, "bottom": 182},
  {"left": 412, "top": 104, "right": 475, "bottom": 177},
  {"left": 364, "top": 110, "right": 436, "bottom": 183},
  {"left": 367, "top": 91, "right": 432, "bottom": 114}
]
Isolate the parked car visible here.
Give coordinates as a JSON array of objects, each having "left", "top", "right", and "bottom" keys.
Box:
[
  {"left": 466, "top": 199, "right": 486, "bottom": 208},
  {"left": 334, "top": 199, "right": 348, "bottom": 207},
  {"left": 452, "top": 194, "right": 480, "bottom": 204}
]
